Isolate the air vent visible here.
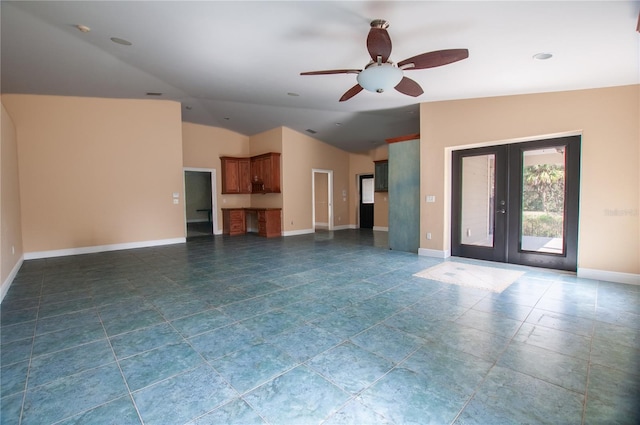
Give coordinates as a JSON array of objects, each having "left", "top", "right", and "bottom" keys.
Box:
[
  {"left": 305, "top": 129, "right": 317, "bottom": 134},
  {"left": 146, "top": 92, "right": 163, "bottom": 96}
]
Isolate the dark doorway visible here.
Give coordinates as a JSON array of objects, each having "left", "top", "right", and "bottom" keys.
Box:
[
  {"left": 359, "top": 174, "right": 374, "bottom": 229},
  {"left": 185, "top": 170, "right": 213, "bottom": 238},
  {"left": 451, "top": 136, "right": 580, "bottom": 271}
]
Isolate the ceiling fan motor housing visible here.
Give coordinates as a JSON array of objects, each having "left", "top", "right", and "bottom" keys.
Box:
[{"left": 357, "top": 63, "right": 403, "bottom": 93}]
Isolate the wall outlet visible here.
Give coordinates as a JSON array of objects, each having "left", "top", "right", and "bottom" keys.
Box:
[
  {"left": 173, "top": 199, "right": 179, "bottom": 204},
  {"left": 426, "top": 233, "right": 432, "bottom": 240},
  {"left": 12, "top": 245, "right": 15, "bottom": 255},
  {"left": 466, "top": 228, "right": 471, "bottom": 237},
  {"left": 426, "top": 195, "right": 436, "bottom": 203}
]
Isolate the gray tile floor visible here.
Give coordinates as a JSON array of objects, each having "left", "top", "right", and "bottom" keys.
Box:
[{"left": 1, "top": 230, "right": 638, "bottom": 424}]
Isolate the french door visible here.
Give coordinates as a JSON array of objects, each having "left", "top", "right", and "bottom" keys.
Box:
[{"left": 451, "top": 136, "right": 580, "bottom": 271}]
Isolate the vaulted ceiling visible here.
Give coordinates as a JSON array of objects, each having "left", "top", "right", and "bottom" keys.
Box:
[{"left": 2, "top": 1, "right": 638, "bottom": 152}]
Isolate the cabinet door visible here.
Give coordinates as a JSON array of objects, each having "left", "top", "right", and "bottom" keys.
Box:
[
  {"left": 374, "top": 160, "right": 388, "bottom": 192},
  {"left": 266, "top": 153, "right": 281, "bottom": 193},
  {"left": 238, "top": 159, "right": 252, "bottom": 193},
  {"left": 222, "top": 158, "right": 240, "bottom": 193}
]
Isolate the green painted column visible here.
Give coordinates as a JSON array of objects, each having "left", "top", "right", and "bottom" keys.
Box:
[{"left": 388, "top": 139, "right": 420, "bottom": 253}]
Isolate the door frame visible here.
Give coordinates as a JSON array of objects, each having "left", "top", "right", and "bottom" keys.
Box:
[
  {"left": 312, "top": 169, "right": 333, "bottom": 231},
  {"left": 183, "top": 167, "right": 218, "bottom": 235},
  {"left": 445, "top": 132, "right": 582, "bottom": 271},
  {"left": 358, "top": 174, "right": 375, "bottom": 229}
]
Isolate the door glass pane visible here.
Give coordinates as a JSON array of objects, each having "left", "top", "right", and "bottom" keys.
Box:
[
  {"left": 521, "top": 147, "right": 565, "bottom": 254},
  {"left": 362, "top": 178, "right": 374, "bottom": 204},
  {"left": 461, "top": 154, "right": 495, "bottom": 247}
]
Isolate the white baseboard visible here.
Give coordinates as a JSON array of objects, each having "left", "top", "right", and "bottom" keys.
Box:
[
  {"left": 23, "top": 238, "right": 186, "bottom": 260},
  {"left": 418, "top": 248, "right": 451, "bottom": 259},
  {"left": 282, "top": 228, "right": 315, "bottom": 236},
  {"left": 577, "top": 268, "right": 640, "bottom": 285},
  {"left": 333, "top": 224, "right": 354, "bottom": 231},
  {"left": 314, "top": 222, "right": 329, "bottom": 229},
  {"left": 1, "top": 255, "right": 24, "bottom": 303},
  {"left": 373, "top": 226, "right": 389, "bottom": 232}
]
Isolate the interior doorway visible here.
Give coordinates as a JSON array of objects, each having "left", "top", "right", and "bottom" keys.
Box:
[
  {"left": 359, "top": 174, "right": 374, "bottom": 229},
  {"left": 184, "top": 168, "right": 217, "bottom": 238},
  {"left": 312, "top": 169, "right": 333, "bottom": 231},
  {"left": 451, "top": 136, "right": 580, "bottom": 271}
]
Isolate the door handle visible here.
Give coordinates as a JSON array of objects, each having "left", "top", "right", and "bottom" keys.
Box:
[{"left": 498, "top": 208, "right": 506, "bottom": 214}]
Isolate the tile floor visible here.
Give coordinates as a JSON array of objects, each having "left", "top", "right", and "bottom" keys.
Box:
[{"left": 1, "top": 230, "right": 638, "bottom": 425}]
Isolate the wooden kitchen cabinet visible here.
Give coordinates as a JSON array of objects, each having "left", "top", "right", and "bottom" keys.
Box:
[
  {"left": 221, "top": 157, "right": 251, "bottom": 194},
  {"left": 257, "top": 209, "right": 282, "bottom": 237},
  {"left": 222, "top": 208, "right": 246, "bottom": 236},
  {"left": 250, "top": 153, "right": 281, "bottom": 193},
  {"left": 222, "top": 208, "right": 281, "bottom": 237},
  {"left": 374, "top": 160, "right": 389, "bottom": 192}
]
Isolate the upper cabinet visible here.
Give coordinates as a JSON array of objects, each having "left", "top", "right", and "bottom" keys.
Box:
[
  {"left": 221, "top": 152, "right": 281, "bottom": 194},
  {"left": 251, "top": 152, "right": 281, "bottom": 193},
  {"left": 374, "top": 160, "right": 388, "bottom": 192},
  {"left": 221, "top": 157, "right": 252, "bottom": 194}
]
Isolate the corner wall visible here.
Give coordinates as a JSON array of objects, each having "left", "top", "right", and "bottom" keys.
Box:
[
  {"left": 1, "top": 99, "right": 24, "bottom": 301},
  {"left": 3, "top": 95, "right": 185, "bottom": 257},
  {"left": 348, "top": 145, "right": 389, "bottom": 230},
  {"left": 182, "top": 122, "right": 251, "bottom": 232},
  {"left": 420, "top": 85, "right": 640, "bottom": 281},
  {"left": 281, "top": 127, "right": 351, "bottom": 234}
]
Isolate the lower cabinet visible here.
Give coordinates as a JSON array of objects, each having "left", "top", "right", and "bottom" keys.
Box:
[
  {"left": 222, "top": 208, "right": 281, "bottom": 237},
  {"left": 257, "top": 209, "right": 282, "bottom": 238},
  {"left": 222, "top": 209, "right": 246, "bottom": 236}
]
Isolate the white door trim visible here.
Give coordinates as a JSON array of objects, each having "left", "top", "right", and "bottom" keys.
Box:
[
  {"left": 312, "top": 169, "right": 333, "bottom": 231},
  {"left": 183, "top": 167, "right": 219, "bottom": 235}
]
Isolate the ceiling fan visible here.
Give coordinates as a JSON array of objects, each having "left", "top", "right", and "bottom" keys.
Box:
[{"left": 301, "top": 19, "right": 469, "bottom": 102}]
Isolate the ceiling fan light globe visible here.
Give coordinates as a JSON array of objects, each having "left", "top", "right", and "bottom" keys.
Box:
[{"left": 357, "top": 63, "right": 403, "bottom": 93}]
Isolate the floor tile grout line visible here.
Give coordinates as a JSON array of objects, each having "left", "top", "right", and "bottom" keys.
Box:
[
  {"left": 580, "top": 279, "right": 599, "bottom": 425},
  {"left": 97, "top": 307, "right": 146, "bottom": 425},
  {"left": 17, "top": 270, "right": 45, "bottom": 425},
  {"left": 448, "top": 272, "right": 557, "bottom": 424}
]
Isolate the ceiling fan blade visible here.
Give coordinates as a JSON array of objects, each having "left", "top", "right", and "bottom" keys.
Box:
[
  {"left": 339, "top": 84, "right": 364, "bottom": 102},
  {"left": 301, "top": 69, "right": 361, "bottom": 76},
  {"left": 367, "top": 27, "right": 392, "bottom": 63},
  {"left": 398, "top": 49, "right": 469, "bottom": 70},
  {"left": 394, "top": 77, "right": 424, "bottom": 97}
]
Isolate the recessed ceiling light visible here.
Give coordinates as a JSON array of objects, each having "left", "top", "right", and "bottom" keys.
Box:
[
  {"left": 533, "top": 52, "right": 553, "bottom": 60},
  {"left": 75, "top": 24, "right": 90, "bottom": 33},
  {"left": 185, "top": 106, "right": 192, "bottom": 110},
  {"left": 335, "top": 123, "right": 342, "bottom": 126},
  {"left": 287, "top": 92, "right": 300, "bottom": 97},
  {"left": 223, "top": 117, "right": 230, "bottom": 121},
  {"left": 110, "top": 37, "right": 132, "bottom": 46},
  {"left": 146, "top": 92, "right": 162, "bottom": 96},
  {"left": 305, "top": 129, "right": 317, "bottom": 134}
]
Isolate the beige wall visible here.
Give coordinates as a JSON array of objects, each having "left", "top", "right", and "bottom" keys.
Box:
[
  {"left": 3, "top": 95, "right": 185, "bottom": 254},
  {"left": 420, "top": 85, "right": 640, "bottom": 275},
  {"left": 281, "top": 127, "right": 350, "bottom": 232},
  {"left": 182, "top": 122, "right": 251, "bottom": 231},
  {"left": 249, "top": 128, "right": 283, "bottom": 210},
  {"left": 1, "top": 100, "right": 23, "bottom": 292},
  {"left": 348, "top": 148, "right": 389, "bottom": 229}
]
